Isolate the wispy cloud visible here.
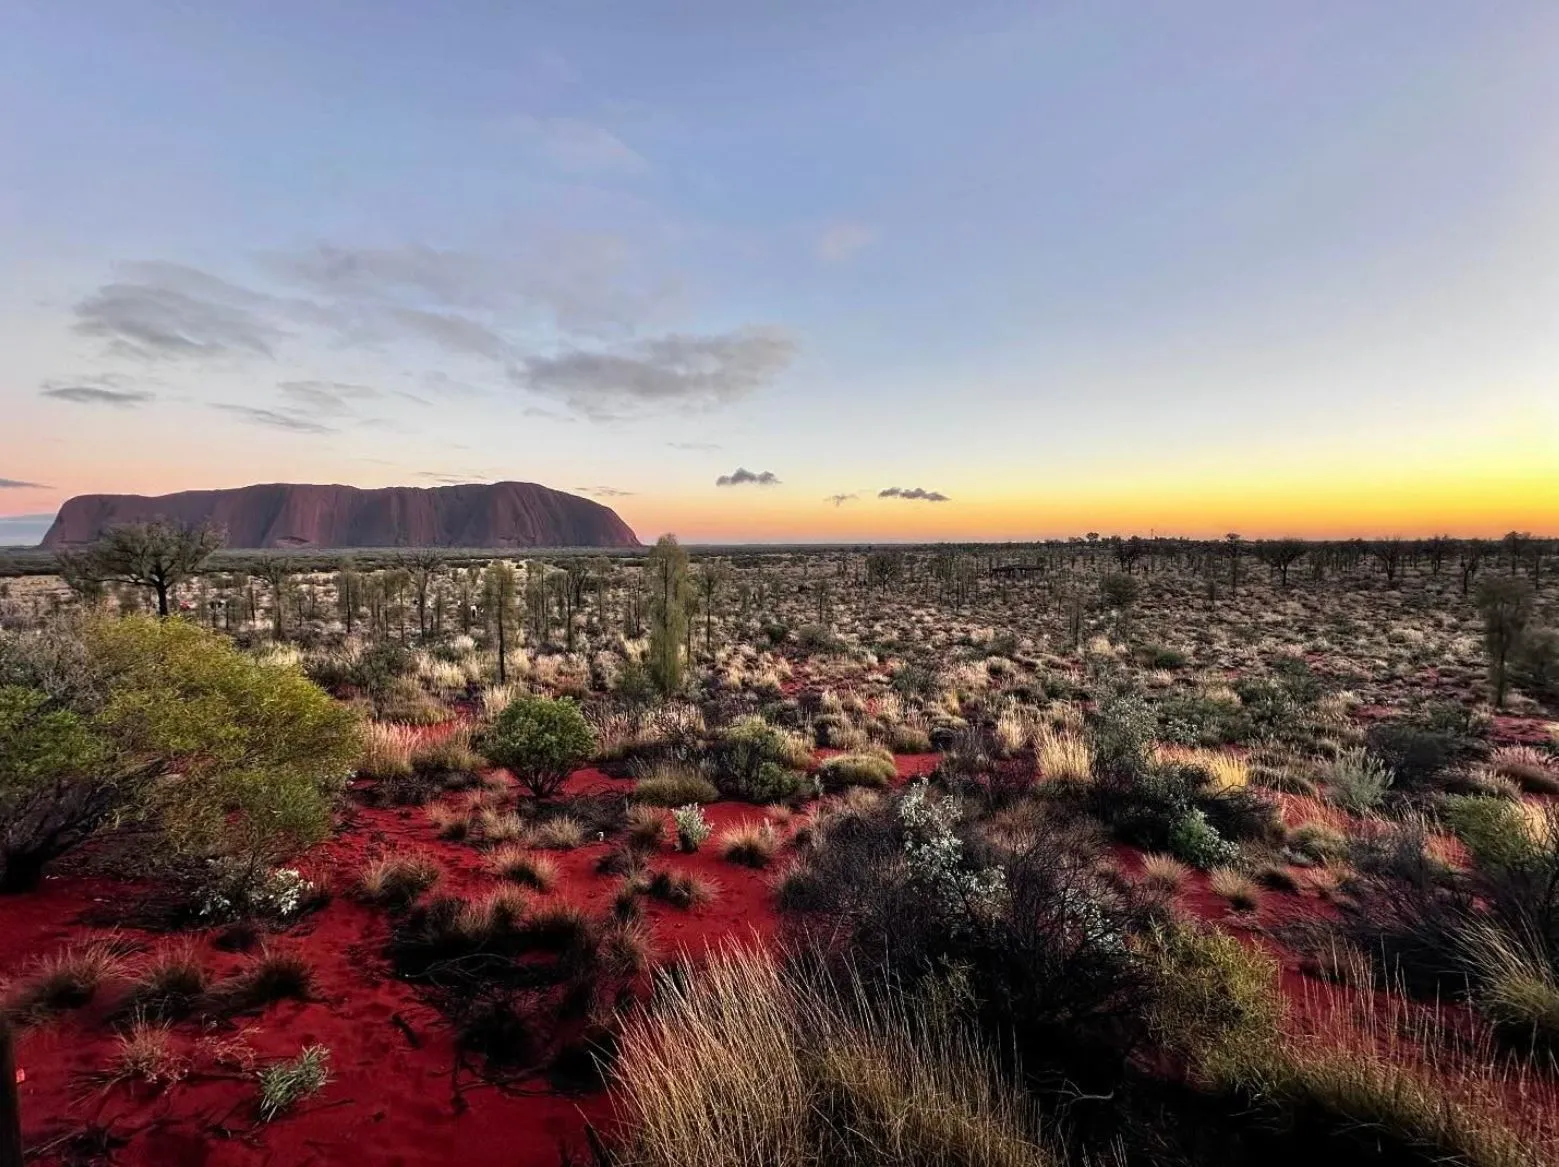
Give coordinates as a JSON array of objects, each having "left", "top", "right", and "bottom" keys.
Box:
[
  {"left": 515, "top": 327, "right": 796, "bottom": 420},
  {"left": 669, "top": 440, "right": 722, "bottom": 452},
  {"left": 40, "top": 380, "right": 156, "bottom": 407},
  {"left": 879, "top": 486, "right": 950, "bottom": 502},
  {"left": 825, "top": 493, "right": 858, "bottom": 506},
  {"left": 717, "top": 467, "right": 781, "bottom": 487},
  {"left": 507, "top": 114, "right": 648, "bottom": 174},
  {"left": 817, "top": 221, "right": 875, "bottom": 263},
  {"left": 576, "top": 485, "right": 635, "bottom": 498},
  {"left": 210, "top": 404, "right": 336, "bottom": 435},
  {"left": 0, "top": 478, "right": 50, "bottom": 489}
]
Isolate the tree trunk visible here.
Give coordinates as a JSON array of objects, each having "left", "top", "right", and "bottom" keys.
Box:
[
  {"left": 155, "top": 581, "right": 170, "bottom": 618},
  {"left": 0, "top": 1015, "right": 21, "bottom": 1167}
]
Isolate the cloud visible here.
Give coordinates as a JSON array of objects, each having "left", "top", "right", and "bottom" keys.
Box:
[
  {"left": 275, "top": 380, "right": 382, "bottom": 416},
  {"left": 576, "top": 485, "right": 635, "bottom": 498},
  {"left": 825, "top": 493, "right": 858, "bottom": 506},
  {"left": 669, "top": 440, "right": 722, "bottom": 451},
  {"left": 716, "top": 468, "right": 780, "bottom": 487},
  {"left": 40, "top": 380, "right": 156, "bottom": 407},
  {"left": 0, "top": 478, "right": 49, "bottom": 489},
  {"left": 412, "top": 471, "right": 492, "bottom": 485},
  {"left": 210, "top": 404, "right": 336, "bottom": 435},
  {"left": 73, "top": 268, "right": 283, "bottom": 360},
  {"left": 817, "top": 221, "right": 875, "bottom": 263},
  {"left": 515, "top": 327, "right": 796, "bottom": 419},
  {"left": 0, "top": 513, "right": 56, "bottom": 546},
  {"left": 879, "top": 486, "right": 950, "bottom": 502},
  {"left": 508, "top": 114, "right": 648, "bottom": 173}
]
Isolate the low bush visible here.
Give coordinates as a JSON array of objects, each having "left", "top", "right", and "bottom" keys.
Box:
[
  {"left": 481, "top": 696, "right": 594, "bottom": 799},
  {"left": 672, "top": 804, "right": 711, "bottom": 852},
  {"left": 815, "top": 750, "right": 897, "bottom": 792},
  {"left": 632, "top": 762, "right": 719, "bottom": 806}
]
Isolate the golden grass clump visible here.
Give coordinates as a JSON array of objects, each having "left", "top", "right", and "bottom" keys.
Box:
[
  {"left": 488, "top": 845, "right": 560, "bottom": 891},
  {"left": 358, "top": 722, "right": 419, "bottom": 780},
  {"left": 1489, "top": 745, "right": 1559, "bottom": 795},
  {"left": 613, "top": 945, "right": 1053, "bottom": 1167},
  {"left": 1138, "top": 852, "right": 1192, "bottom": 892},
  {"left": 532, "top": 815, "right": 587, "bottom": 850},
  {"left": 1154, "top": 744, "right": 1250, "bottom": 793},
  {"left": 3, "top": 939, "right": 128, "bottom": 1025},
  {"left": 1034, "top": 728, "right": 1092, "bottom": 783},
  {"left": 1208, "top": 866, "right": 1262, "bottom": 912},
  {"left": 717, "top": 822, "right": 781, "bottom": 869},
  {"left": 358, "top": 851, "right": 442, "bottom": 908}
]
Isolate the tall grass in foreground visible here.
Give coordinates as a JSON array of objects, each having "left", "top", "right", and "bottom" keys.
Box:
[{"left": 613, "top": 945, "right": 1052, "bottom": 1167}]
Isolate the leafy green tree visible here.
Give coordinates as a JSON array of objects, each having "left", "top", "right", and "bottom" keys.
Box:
[
  {"left": 0, "top": 615, "right": 360, "bottom": 892},
  {"left": 65, "top": 520, "right": 225, "bottom": 617},
  {"left": 647, "top": 535, "right": 690, "bottom": 694},
  {"left": 481, "top": 695, "right": 594, "bottom": 798},
  {"left": 1475, "top": 576, "right": 1534, "bottom": 708}
]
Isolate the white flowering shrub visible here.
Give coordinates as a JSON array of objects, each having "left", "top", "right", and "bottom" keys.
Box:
[
  {"left": 199, "top": 863, "right": 315, "bottom": 922},
  {"left": 673, "top": 803, "right": 712, "bottom": 852},
  {"left": 897, "top": 780, "right": 1007, "bottom": 920}
]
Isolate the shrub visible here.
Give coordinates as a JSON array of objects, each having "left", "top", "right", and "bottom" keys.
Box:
[
  {"left": 481, "top": 695, "right": 594, "bottom": 799},
  {"left": 358, "top": 851, "right": 442, "bottom": 910},
  {"left": 1143, "top": 923, "right": 1280, "bottom": 1080},
  {"left": 257, "top": 1045, "right": 331, "bottom": 1121},
  {"left": 1168, "top": 808, "right": 1238, "bottom": 870},
  {"left": 1, "top": 615, "right": 361, "bottom": 892},
  {"left": 815, "top": 751, "right": 896, "bottom": 792},
  {"left": 1285, "top": 821, "right": 1346, "bottom": 865},
  {"left": 712, "top": 716, "right": 811, "bottom": 803},
  {"left": 888, "top": 723, "right": 933, "bottom": 753},
  {"left": 672, "top": 804, "right": 711, "bottom": 852},
  {"left": 1489, "top": 745, "right": 1559, "bottom": 795},
  {"left": 1323, "top": 747, "right": 1394, "bottom": 811},
  {"left": 625, "top": 804, "right": 667, "bottom": 851},
  {"left": 1364, "top": 719, "right": 1457, "bottom": 790}
]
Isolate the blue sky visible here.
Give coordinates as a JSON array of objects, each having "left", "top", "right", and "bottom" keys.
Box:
[{"left": 3, "top": 1, "right": 1557, "bottom": 543}]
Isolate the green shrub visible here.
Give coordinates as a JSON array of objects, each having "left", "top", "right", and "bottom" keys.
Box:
[
  {"left": 1144, "top": 923, "right": 1280, "bottom": 1079},
  {"left": 1323, "top": 748, "right": 1394, "bottom": 812},
  {"left": 481, "top": 695, "right": 594, "bottom": 798},
  {"left": 713, "top": 717, "right": 810, "bottom": 803},
  {"left": 634, "top": 764, "right": 720, "bottom": 806},
  {"left": 1512, "top": 627, "right": 1559, "bottom": 701},
  {"left": 257, "top": 1044, "right": 331, "bottom": 1121},
  {"left": 673, "top": 804, "right": 712, "bottom": 852},
  {"left": 1168, "top": 808, "right": 1238, "bottom": 870},
  {"left": 1443, "top": 796, "right": 1540, "bottom": 871}
]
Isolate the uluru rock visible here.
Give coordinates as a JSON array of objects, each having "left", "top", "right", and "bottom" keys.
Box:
[{"left": 41, "top": 482, "right": 641, "bottom": 550}]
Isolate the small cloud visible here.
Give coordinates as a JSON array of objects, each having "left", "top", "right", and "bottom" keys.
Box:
[
  {"left": 40, "top": 383, "right": 156, "bottom": 407},
  {"left": 576, "top": 485, "right": 635, "bottom": 498},
  {"left": 669, "top": 440, "right": 722, "bottom": 452},
  {"left": 412, "top": 471, "right": 491, "bottom": 486},
  {"left": 879, "top": 486, "right": 950, "bottom": 502},
  {"left": 825, "top": 493, "right": 858, "bottom": 507},
  {"left": 716, "top": 468, "right": 781, "bottom": 488},
  {"left": 508, "top": 114, "right": 648, "bottom": 173},
  {"left": 0, "top": 478, "right": 49, "bottom": 489},
  {"left": 817, "top": 221, "right": 875, "bottom": 263},
  {"left": 210, "top": 404, "right": 336, "bottom": 435}
]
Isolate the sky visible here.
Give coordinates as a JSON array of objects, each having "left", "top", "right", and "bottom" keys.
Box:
[{"left": 3, "top": 0, "right": 1558, "bottom": 545}]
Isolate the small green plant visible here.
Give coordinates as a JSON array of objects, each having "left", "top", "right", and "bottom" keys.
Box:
[
  {"left": 1168, "top": 807, "right": 1237, "bottom": 870},
  {"left": 673, "top": 804, "right": 711, "bottom": 852},
  {"left": 257, "top": 1044, "right": 331, "bottom": 1121},
  {"left": 1324, "top": 748, "right": 1394, "bottom": 812}
]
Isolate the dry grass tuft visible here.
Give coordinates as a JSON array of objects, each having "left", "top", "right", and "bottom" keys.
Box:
[
  {"left": 1138, "top": 852, "right": 1191, "bottom": 892},
  {"left": 613, "top": 945, "right": 1053, "bottom": 1167},
  {"left": 358, "top": 722, "right": 419, "bottom": 780},
  {"left": 488, "top": 845, "right": 560, "bottom": 891},
  {"left": 1208, "top": 866, "right": 1262, "bottom": 911},
  {"left": 1034, "top": 728, "right": 1092, "bottom": 783}
]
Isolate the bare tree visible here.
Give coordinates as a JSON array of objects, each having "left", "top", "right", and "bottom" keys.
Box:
[{"left": 63, "top": 521, "right": 224, "bottom": 617}]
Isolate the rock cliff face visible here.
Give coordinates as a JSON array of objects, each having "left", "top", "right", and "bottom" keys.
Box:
[{"left": 41, "top": 482, "right": 641, "bottom": 549}]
